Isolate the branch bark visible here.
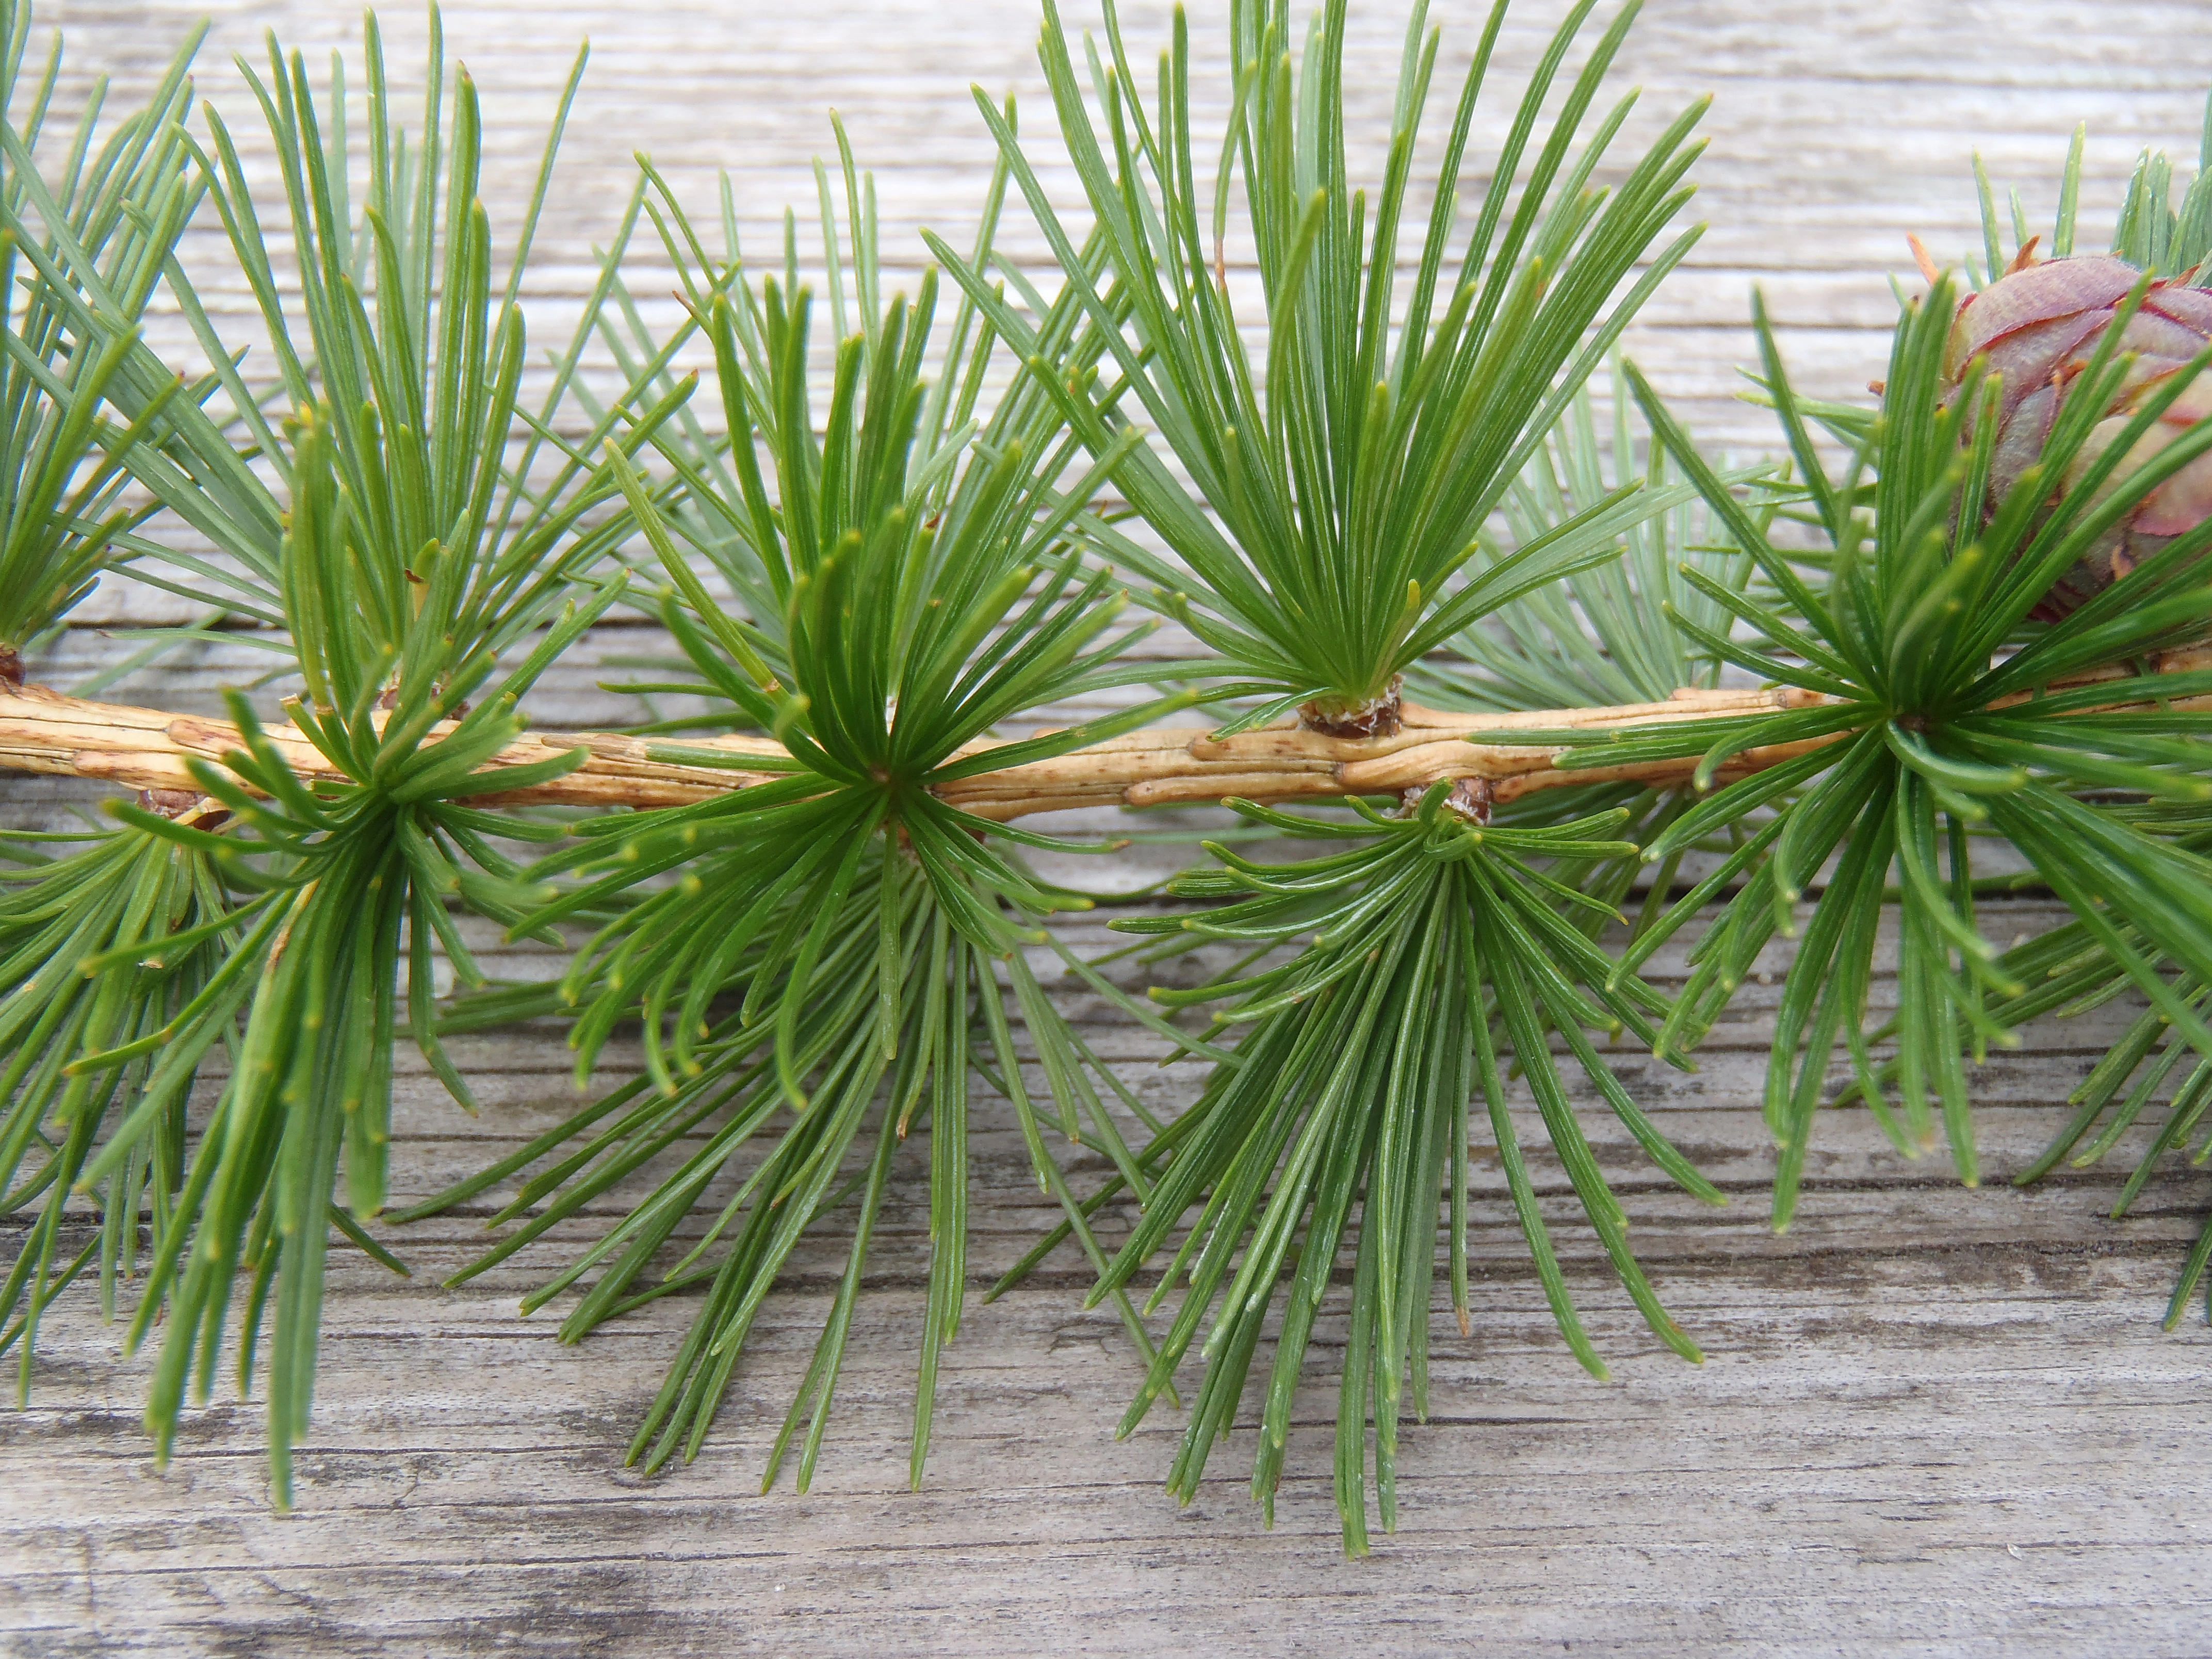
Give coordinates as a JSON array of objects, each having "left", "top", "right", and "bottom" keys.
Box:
[{"left": 4, "top": 650, "right": 2207, "bottom": 824}]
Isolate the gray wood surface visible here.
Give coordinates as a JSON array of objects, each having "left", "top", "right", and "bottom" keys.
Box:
[{"left": 8, "top": 2, "right": 2212, "bottom": 1654}]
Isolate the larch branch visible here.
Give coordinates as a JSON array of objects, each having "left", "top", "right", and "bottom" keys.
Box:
[{"left": 4, "top": 648, "right": 2207, "bottom": 823}]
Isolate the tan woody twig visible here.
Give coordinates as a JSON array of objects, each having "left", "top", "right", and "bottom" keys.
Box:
[{"left": 4, "top": 648, "right": 2208, "bottom": 824}]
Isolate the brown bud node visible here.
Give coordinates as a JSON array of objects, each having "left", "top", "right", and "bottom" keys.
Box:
[{"left": 1302, "top": 677, "right": 1403, "bottom": 740}]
